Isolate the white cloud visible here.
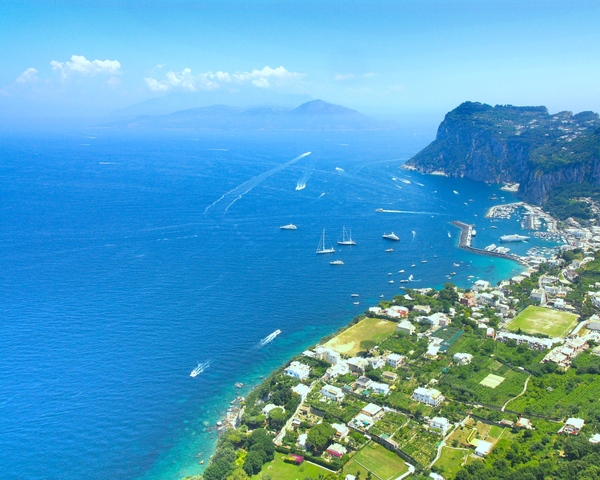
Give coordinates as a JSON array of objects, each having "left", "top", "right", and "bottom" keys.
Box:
[
  {"left": 51, "top": 55, "right": 121, "bottom": 77},
  {"left": 16, "top": 67, "right": 39, "bottom": 83},
  {"left": 145, "top": 77, "right": 170, "bottom": 91},
  {"left": 334, "top": 73, "right": 355, "bottom": 81},
  {"left": 145, "top": 65, "right": 304, "bottom": 92}
]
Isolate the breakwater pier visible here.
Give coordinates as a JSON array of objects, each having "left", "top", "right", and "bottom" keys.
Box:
[{"left": 450, "top": 221, "right": 526, "bottom": 264}]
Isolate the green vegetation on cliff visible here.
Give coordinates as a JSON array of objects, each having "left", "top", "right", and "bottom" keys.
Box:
[{"left": 405, "top": 102, "right": 600, "bottom": 208}]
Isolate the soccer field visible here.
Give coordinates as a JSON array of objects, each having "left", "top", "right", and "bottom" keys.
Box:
[
  {"left": 506, "top": 306, "right": 578, "bottom": 338},
  {"left": 343, "top": 442, "right": 408, "bottom": 480},
  {"left": 323, "top": 317, "right": 396, "bottom": 355}
]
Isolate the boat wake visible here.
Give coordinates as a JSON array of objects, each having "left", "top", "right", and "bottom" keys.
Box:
[
  {"left": 190, "top": 360, "right": 211, "bottom": 378},
  {"left": 374, "top": 209, "right": 446, "bottom": 216},
  {"left": 204, "top": 152, "right": 311, "bottom": 214},
  {"left": 258, "top": 329, "right": 281, "bottom": 347},
  {"left": 296, "top": 155, "right": 317, "bottom": 190}
]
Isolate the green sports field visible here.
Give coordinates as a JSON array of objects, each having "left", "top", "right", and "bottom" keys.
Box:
[
  {"left": 506, "top": 306, "right": 578, "bottom": 338},
  {"left": 342, "top": 442, "right": 408, "bottom": 480}
]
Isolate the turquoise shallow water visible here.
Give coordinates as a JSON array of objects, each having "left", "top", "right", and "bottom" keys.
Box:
[{"left": 0, "top": 129, "right": 530, "bottom": 480}]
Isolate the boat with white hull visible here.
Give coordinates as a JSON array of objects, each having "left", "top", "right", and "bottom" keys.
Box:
[
  {"left": 337, "top": 226, "right": 356, "bottom": 245},
  {"left": 316, "top": 229, "right": 335, "bottom": 254},
  {"left": 382, "top": 232, "right": 399, "bottom": 241}
]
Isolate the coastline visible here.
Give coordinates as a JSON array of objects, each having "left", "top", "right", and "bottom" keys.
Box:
[{"left": 197, "top": 199, "right": 565, "bottom": 479}]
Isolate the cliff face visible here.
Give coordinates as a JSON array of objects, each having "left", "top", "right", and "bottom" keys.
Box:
[{"left": 405, "top": 102, "right": 600, "bottom": 204}]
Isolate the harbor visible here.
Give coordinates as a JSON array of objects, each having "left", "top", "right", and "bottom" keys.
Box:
[{"left": 450, "top": 220, "right": 526, "bottom": 264}]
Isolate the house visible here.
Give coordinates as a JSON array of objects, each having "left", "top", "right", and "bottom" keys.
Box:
[
  {"left": 473, "top": 280, "right": 491, "bottom": 291},
  {"left": 370, "top": 381, "right": 390, "bottom": 395},
  {"left": 361, "top": 403, "right": 384, "bottom": 418},
  {"left": 298, "top": 433, "right": 308, "bottom": 449},
  {"left": 496, "top": 331, "right": 553, "bottom": 350},
  {"left": 367, "top": 356, "right": 385, "bottom": 369},
  {"left": 590, "top": 434, "right": 600, "bottom": 444},
  {"left": 517, "top": 417, "right": 533, "bottom": 430},
  {"left": 422, "top": 312, "right": 450, "bottom": 328},
  {"left": 559, "top": 417, "right": 585, "bottom": 435},
  {"left": 460, "top": 292, "right": 477, "bottom": 307},
  {"left": 347, "top": 357, "right": 368, "bottom": 374},
  {"left": 386, "top": 353, "right": 405, "bottom": 368},
  {"left": 320, "top": 384, "right": 345, "bottom": 402},
  {"left": 356, "top": 376, "right": 372, "bottom": 389},
  {"left": 413, "top": 305, "right": 431, "bottom": 314},
  {"left": 386, "top": 305, "right": 410, "bottom": 318},
  {"left": 326, "top": 360, "right": 350, "bottom": 379},
  {"left": 430, "top": 417, "right": 451, "bottom": 435},
  {"left": 326, "top": 443, "right": 347, "bottom": 458},
  {"left": 486, "top": 327, "right": 496, "bottom": 339},
  {"left": 475, "top": 440, "right": 493, "bottom": 456},
  {"left": 316, "top": 347, "right": 341, "bottom": 365},
  {"left": 453, "top": 353, "right": 473, "bottom": 365},
  {"left": 293, "top": 383, "right": 312, "bottom": 399},
  {"left": 382, "top": 371, "right": 398, "bottom": 382},
  {"left": 284, "top": 361, "right": 311, "bottom": 380},
  {"left": 530, "top": 289, "right": 546, "bottom": 305},
  {"left": 412, "top": 387, "right": 444, "bottom": 406},
  {"left": 349, "top": 413, "right": 375, "bottom": 430},
  {"left": 332, "top": 422, "right": 350, "bottom": 440},
  {"left": 396, "top": 319, "right": 416, "bottom": 336},
  {"left": 425, "top": 344, "right": 441, "bottom": 358}
]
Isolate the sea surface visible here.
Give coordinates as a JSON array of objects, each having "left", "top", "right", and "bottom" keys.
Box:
[{"left": 0, "top": 129, "right": 537, "bottom": 480}]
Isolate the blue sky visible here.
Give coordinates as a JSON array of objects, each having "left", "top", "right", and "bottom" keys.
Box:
[{"left": 1, "top": 0, "right": 599, "bottom": 124}]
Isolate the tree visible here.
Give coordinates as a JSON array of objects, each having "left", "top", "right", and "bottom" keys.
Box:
[
  {"left": 307, "top": 422, "right": 335, "bottom": 453},
  {"left": 360, "top": 340, "right": 377, "bottom": 352},
  {"left": 267, "top": 407, "right": 286, "bottom": 431},
  {"left": 242, "top": 450, "right": 264, "bottom": 476}
]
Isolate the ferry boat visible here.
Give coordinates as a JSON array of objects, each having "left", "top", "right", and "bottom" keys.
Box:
[
  {"left": 280, "top": 223, "right": 297, "bottom": 230},
  {"left": 500, "top": 234, "right": 530, "bottom": 242},
  {"left": 382, "top": 232, "right": 399, "bottom": 241}
]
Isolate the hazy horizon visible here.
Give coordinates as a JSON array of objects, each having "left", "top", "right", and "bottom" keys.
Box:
[{"left": 1, "top": 1, "right": 599, "bottom": 131}]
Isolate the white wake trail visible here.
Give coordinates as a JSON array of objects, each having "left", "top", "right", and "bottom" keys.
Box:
[
  {"left": 205, "top": 152, "right": 311, "bottom": 214},
  {"left": 296, "top": 155, "right": 317, "bottom": 190}
]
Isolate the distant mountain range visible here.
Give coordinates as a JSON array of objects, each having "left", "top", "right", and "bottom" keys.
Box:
[
  {"left": 106, "top": 99, "right": 391, "bottom": 131},
  {"left": 404, "top": 101, "right": 600, "bottom": 205}
]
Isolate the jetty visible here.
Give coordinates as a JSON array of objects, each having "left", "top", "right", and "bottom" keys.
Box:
[{"left": 450, "top": 221, "right": 526, "bottom": 264}]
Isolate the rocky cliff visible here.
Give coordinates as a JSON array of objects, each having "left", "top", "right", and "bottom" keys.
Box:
[{"left": 404, "top": 102, "right": 600, "bottom": 204}]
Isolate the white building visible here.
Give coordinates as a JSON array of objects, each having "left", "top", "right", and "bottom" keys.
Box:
[
  {"left": 284, "top": 361, "right": 311, "bottom": 380},
  {"left": 453, "top": 353, "right": 473, "bottom": 365},
  {"left": 412, "top": 387, "right": 444, "bottom": 406},
  {"left": 475, "top": 440, "right": 493, "bottom": 456},
  {"left": 361, "top": 403, "right": 384, "bottom": 418},
  {"left": 559, "top": 417, "right": 585, "bottom": 435},
  {"left": 332, "top": 422, "right": 350, "bottom": 440},
  {"left": 367, "top": 356, "right": 385, "bottom": 369},
  {"left": 320, "top": 384, "right": 345, "bottom": 402},
  {"left": 316, "top": 347, "right": 341, "bottom": 365},
  {"left": 292, "top": 383, "right": 312, "bottom": 399},
  {"left": 370, "top": 382, "right": 390, "bottom": 396},
  {"left": 430, "top": 417, "right": 451, "bottom": 435},
  {"left": 396, "top": 319, "right": 416, "bottom": 335},
  {"left": 386, "top": 353, "right": 405, "bottom": 368}
]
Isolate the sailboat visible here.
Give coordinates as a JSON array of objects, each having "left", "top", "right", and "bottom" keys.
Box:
[
  {"left": 316, "top": 229, "right": 335, "bottom": 254},
  {"left": 337, "top": 226, "right": 356, "bottom": 245}
]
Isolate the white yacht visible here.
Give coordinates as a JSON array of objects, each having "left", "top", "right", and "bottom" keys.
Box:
[
  {"left": 337, "top": 226, "right": 356, "bottom": 245},
  {"left": 382, "top": 232, "right": 400, "bottom": 241},
  {"left": 316, "top": 229, "right": 335, "bottom": 254},
  {"left": 280, "top": 223, "right": 297, "bottom": 230}
]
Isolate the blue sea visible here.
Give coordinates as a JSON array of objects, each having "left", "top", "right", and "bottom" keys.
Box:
[{"left": 0, "top": 128, "right": 534, "bottom": 480}]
